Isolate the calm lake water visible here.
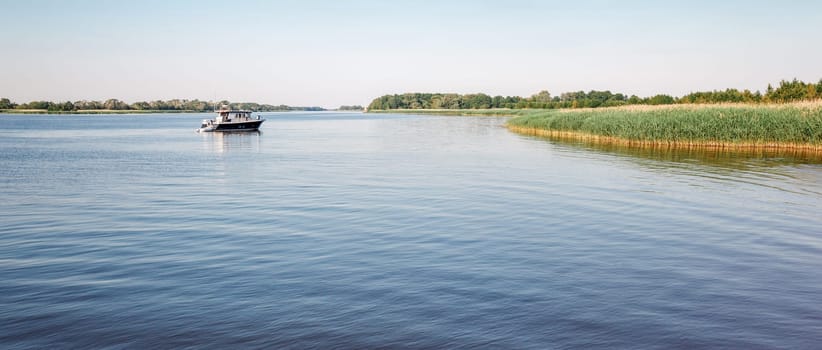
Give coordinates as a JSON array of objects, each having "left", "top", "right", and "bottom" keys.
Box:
[{"left": 2, "top": 112, "right": 822, "bottom": 349}]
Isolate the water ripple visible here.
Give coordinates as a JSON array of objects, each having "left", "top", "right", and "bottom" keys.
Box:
[{"left": 1, "top": 113, "right": 822, "bottom": 348}]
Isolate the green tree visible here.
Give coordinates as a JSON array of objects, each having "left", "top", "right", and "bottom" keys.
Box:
[
  {"left": 491, "top": 95, "right": 504, "bottom": 108},
  {"left": 647, "top": 94, "right": 675, "bottom": 105},
  {"left": 807, "top": 84, "right": 817, "bottom": 100},
  {"left": 74, "top": 100, "right": 103, "bottom": 110},
  {"left": 103, "top": 98, "right": 129, "bottom": 110},
  {"left": 47, "top": 101, "right": 76, "bottom": 111},
  {"left": 462, "top": 93, "right": 492, "bottom": 109},
  {"left": 0, "top": 98, "right": 15, "bottom": 109},
  {"left": 530, "top": 90, "right": 552, "bottom": 103},
  {"left": 440, "top": 94, "right": 461, "bottom": 109},
  {"left": 26, "top": 101, "right": 51, "bottom": 109},
  {"left": 767, "top": 79, "right": 808, "bottom": 102},
  {"left": 131, "top": 101, "right": 151, "bottom": 110}
]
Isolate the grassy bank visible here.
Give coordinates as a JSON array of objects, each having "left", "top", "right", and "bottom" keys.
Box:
[
  {"left": 506, "top": 102, "right": 822, "bottom": 150},
  {"left": 371, "top": 102, "right": 822, "bottom": 150}
]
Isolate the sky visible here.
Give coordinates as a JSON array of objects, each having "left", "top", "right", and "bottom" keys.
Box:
[{"left": 2, "top": 0, "right": 821, "bottom": 108}]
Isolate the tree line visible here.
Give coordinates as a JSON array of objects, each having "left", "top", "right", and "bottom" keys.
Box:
[
  {"left": 367, "top": 79, "right": 822, "bottom": 110},
  {"left": 0, "top": 98, "right": 325, "bottom": 112}
]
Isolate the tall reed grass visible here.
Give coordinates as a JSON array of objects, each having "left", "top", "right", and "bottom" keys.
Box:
[{"left": 507, "top": 102, "right": 822, "bottom": 149}]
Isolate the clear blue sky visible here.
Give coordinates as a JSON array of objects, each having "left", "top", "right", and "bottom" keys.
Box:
[{"left": 2, "top": 0, "right": 821, "bottom": 108}]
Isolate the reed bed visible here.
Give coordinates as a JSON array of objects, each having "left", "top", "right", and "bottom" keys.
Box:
[{"left": 507, "top": 102, "right": 822, "bottom": 151}]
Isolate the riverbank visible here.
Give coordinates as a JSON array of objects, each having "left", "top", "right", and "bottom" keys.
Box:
[
  {"left": 374, "top": 102, "right": 822, "bottom": 151},
  {"left": 506, "top": 102, "right": 822, "bottom": 151}
]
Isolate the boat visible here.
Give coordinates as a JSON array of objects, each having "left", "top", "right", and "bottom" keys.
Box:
[{"left": 197, "top": 109, "right": 264, "bottom": 132}]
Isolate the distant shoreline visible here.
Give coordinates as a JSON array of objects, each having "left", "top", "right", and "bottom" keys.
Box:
[
  {"left": 367, "top": 108, "right": 521, "bottom": 117},
  {"left": 0, "top": 109, "right": 208, "bottom": 115},
  {"left": 0, "top": 109, "right": 359, "bottom": 115}
]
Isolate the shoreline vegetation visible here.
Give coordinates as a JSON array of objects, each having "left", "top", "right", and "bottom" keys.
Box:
[
  {"left": 1, "top": 109, "right": 208, "bottom": 115},
  {"left": 367, "top": 79, "right": 822, "bottom": 152},
  {"left": 370, "top": 109, "right": 527, "bottom": 117},
  {"left": 506, "top": 102, "right": 822, "bottom": 152},
  {"left": 0, "top": 98, "right": 364, "bottom": 114},
  {"left": 375, "top": 102, "right": 822, "bottom": 152},
  {"left": 367, "top": 79, "right": 822, "bottom": 111},
  {"left": 373, "top": 102, "right": 822, "bottom": 152}
]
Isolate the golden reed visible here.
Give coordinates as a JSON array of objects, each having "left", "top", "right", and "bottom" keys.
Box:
[{"left": 506, "top": 125, "right": 822, "bottom": 153}]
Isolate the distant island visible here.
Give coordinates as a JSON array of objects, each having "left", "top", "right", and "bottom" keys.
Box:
[
  {"left": 367, "top": 79, "right": 822, "bottom": 151},
  {"left": 0, "top": 98, "right": 327, "bottom": 114}
]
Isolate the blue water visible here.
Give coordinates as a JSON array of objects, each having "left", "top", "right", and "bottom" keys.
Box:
[{"left": 2, "top": 112, "right": 822, "bottom": 349}]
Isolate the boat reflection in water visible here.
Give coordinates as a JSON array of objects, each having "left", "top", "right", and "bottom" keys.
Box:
[{"left": 200, "top": 130, "right": 262, "bottom": 154}]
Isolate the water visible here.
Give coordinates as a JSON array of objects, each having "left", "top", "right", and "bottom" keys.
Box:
[{"left": 1, "top": 112, "right": 821, "bottom": 349}]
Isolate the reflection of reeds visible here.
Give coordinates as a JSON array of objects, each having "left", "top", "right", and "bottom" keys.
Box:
[
  {"left": 507, "top": 102, "right": 822, "bottom": 152},
  {"left": 521, "top": 129, "right": 822, "bottom": 170}
]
